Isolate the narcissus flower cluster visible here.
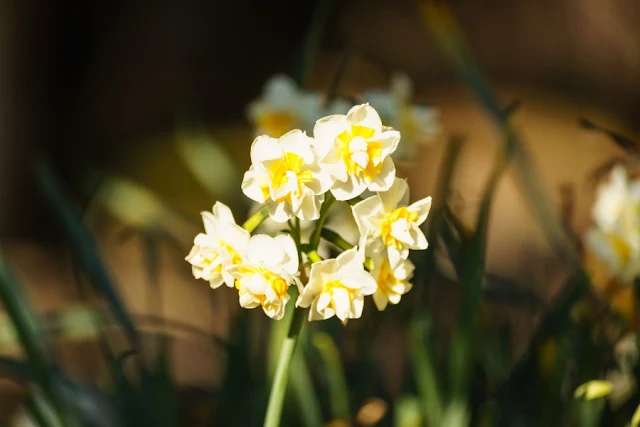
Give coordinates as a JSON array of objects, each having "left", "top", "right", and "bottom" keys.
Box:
[
  {"left": 586, "top": 165, "right": 640, "bottom": 285},
  {"left": 187, "top": 103, "right": 432, "bottom": 322}
]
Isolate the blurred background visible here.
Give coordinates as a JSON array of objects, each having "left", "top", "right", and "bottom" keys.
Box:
[{"left": 0, "top": 0, "right": 639, "bottom": 425}]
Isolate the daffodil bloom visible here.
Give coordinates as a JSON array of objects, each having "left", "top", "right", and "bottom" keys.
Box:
[
  {"left": 364, "top": 72, "right": 440, "bottom": 158},
  {"left": 247, "top": 75, "right": 321, "bottom": 137},
  {"left": 228, "top": 234, "right": 300, "bottom": 320},
  {"left": 586, "top": 165, "right": 640, "bottom": 284},
  {"left": 585, "top": 229, "right": 640, "bottom": 284},
  {"left": 352, "top": 178, "right": 431, "bottom": 268},
  {"left": 297, "top": 247, "right": 377, "bottom": 322},
  {"left": 313, "top": 103, "right": 400, "bottom": 200},
  {"left": 185, "top": 202, "right": 249, "bottom": 289},
  {"left": 242, "top": 130, "right": 332, "bottom": 222},
  {"left": 370, "top": 250, "right": 414, "bottom": 311}
]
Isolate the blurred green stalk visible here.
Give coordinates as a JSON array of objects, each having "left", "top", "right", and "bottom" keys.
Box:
[
  {"left": 313, "top": 332, "right": 351, "bottom": 425},
  {"left": 264, "top": 307, "right": 306, "bottom": 427}
]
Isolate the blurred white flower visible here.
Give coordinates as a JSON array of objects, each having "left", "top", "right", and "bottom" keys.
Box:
[
  {"left": 370, "top": 252, "right": 414, "bottom": 311},
  {"left": 241, "top": 130, "right": 333, "bottom": 223},
  {"left": 352, "top": 177, "right": 431, "bottom": 268},
  {"left": 324, "top": 200, "right": 361, "bottom": 247},
  {"left": 313, "top": 104, "right": 400, "bottom": 200},
  {"left": 185, "top": 202, "right": 250, "bottom": 288},
  {"left": 228, "top": 234, "right": 300, "bottom": 320},
  {"left": 365, "top": 72, "right": 441, "bottom": 158},
  {"left": 247, "top": 75, "right": 322, "bottom": 138},
  {"left": 297, "top": 247, "right": 376, "bottom": 322},
  {"left": 586, "top": 165, "right": 640, "bottom": 284}
]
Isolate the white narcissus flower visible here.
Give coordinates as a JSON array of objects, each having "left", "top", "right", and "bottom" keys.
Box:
[
  {"left": 228, "top": 234, "right": 300, "bottom": 320},
  {"left": 364, "top": 72, "right": 441, "bottom": 158},
  {"left": 241, "top": 130, "right": 333, "bottom": 223},
  {"left": 313, "top": 103, "right": 400, "bottom": 200},
  {"left": 185, "top": 202, "right": 250, "bottom": 289},
  {"left": 352, "top": 177, "right": 431, "bottom": 268},
  {"left": 370, "top": 252, "right": 414, "bottom": 311},
  {"left": 585, "top": 228, "right": 640, "bottom": 284},
  {"left": 297, "top": 247, "right": 376, "bottom": 322},
  {"left": 247, "top": 75, "right": 322, "bottom": 138},
  {"left": 586, "top": 165, "right": 640, "bottom": 284}
]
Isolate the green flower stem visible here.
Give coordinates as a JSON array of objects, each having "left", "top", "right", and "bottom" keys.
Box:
[
  {"left": 346, "top": 196, "right": 363, "bottom": 206},
  {"left": 243, "top": 205, "right": 269, "bottom": 233},
  {"left": 264, "top": 306, "right": 307, "bottom": 427},
  {"left": 321, "top": 228, "right": 354, "bottom": 251},
  {"left": 310, "top": 193, "right": 335, "bottom": 249},
  {"left": 307, "top": 250, "right": 323, "bottom": 264},
  {"left": 319, "top": 228, "right": 373, "bottom": 271}
]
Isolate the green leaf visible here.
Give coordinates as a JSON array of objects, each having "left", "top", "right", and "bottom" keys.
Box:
[
  {"left": 0, "top": 255, "right": 55, "bottom": 400},
  {"left": 0, "top": 356, "right": 33, "bottom": 382},
  {"left": 313, "top": 332, "right": 351, "bottom": 425},
  {"left": 409, "top": 314, "right": 444, "bottom": 426},
  {"left": 35, "top": 157, "right": 139, "bottom": 345},
  {"left": 139, "top": 338, "right": 180, "bottom": 427},
  {"left": 415, "top": 135, "right": 464, "bottom": 286},
  {"left": 419, "top": 1, "right": 578, "bottom": 266}
]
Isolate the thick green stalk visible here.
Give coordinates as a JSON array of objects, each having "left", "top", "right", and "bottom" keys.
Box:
[
  {"left": 310, "top": 193, "right": 335, "bottom": 250},
  {"left": 243, "top": 205, "right": 269, "bottom": 233},
  {"left": 320, "top": 228, "right": 354, "bottom": 251},
  {"left": 264, "top": 307, "right": 307, "bottom": 427}
]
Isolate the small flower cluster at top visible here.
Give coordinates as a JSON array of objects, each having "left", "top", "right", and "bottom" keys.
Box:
[
  {"left": 586, "top": 165, "right": 640, "bottom": 285},
  {"left": 247, "top": 74, "right": 440, "bottom": 160},
  {"left": 187, "top": 103, "right": 432, "bottom": 323}
]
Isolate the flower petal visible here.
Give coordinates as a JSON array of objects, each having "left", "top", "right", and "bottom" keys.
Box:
[
  {"left": 409, "top": 196, "right": 432, "bottom": 225},
  {"left": 331, "top": 173, "right": 368, "bottom": 201},
  {"left": 313, "top": 114, "right": 349, "bottom": 159},
  {"left": 367, "top": 157, "right": 396, "bottom": 192},
  {"left": 347, "top": 104, "right": 382, "bottom": 134},
  {"left": 378, "top": 178, "right": 409, "bottom": 212},
  {"left": 250, "top": 135, "right": 281, "bottom": 164}
]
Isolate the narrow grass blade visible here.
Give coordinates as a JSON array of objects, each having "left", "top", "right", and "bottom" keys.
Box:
[
  {"left": 35, "top": 157, "right": 139, "bottom": 344},
  {"left": 409, "top": 314, "right": 444, "bottom": 426},
  {"left": 0, "top": 255, "right": 54, "bottom": 398},
  {"left": 419, "top": 1, "right": 578, "bottom": 265},
  {"left": 313, "top": 332, "right": 351, "bottom": 425}
]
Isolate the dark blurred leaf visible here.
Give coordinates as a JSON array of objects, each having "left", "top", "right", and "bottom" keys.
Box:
[
  {"left": 26, "top": 391, "right": 63, "bottom": 427},
  {"left": 409, "top": 314, "right": 444, "bottom": 426},
  {"left": 313, "top": 332, "right": 351, "bottom": 425},
  {"left": 0, "top": 357, "right": 33, "bottom": 382},
  {"left": 415, "top": 135, "right": 464, "bottom": 288},
  {"left": 419, "top": 1, "right": 578, "bottom": 266},
  {"left": 35, "top": 157, "right": 139, "bottom": 345},
  {"left": 0, "top": 255, "right": 56, "bottom": 402},
  {"left": 54, "top": 378, "right": 119, "bottom": 427},
  {"left": 139, "top": 338, "right": 180, "bottom": 427},
  {"left": 579, "top": 117, "right": 638, "bottom": 155},
  {"left": 483, "top": 274, "right": 545, "bottom": 310}
]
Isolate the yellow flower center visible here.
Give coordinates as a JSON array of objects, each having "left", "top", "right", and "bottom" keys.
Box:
[
  {"left": 336, "top": 125, "right": 384, "bottom": 180},
  {"left": 375, "top": 259, "right": 399, "bottom": 295},
  {"left": 323, "top": 279, "right": 357, "bottom": 309},
  {"left": 203, "top": 243, "right": 243, "bottom": 274},
  {"left": 235, "top": 267, "right": 290, "bottom": 303},
  {"left": 607, "top": 233, "right": 632, "bottom": 266},
  {"left": 267, "top": 152, "right": 314, "bottom": 203},
  {"left": 380, "top": 207, "right": 419, "bottom": 248},
  {"left": 257, "top": 111, "right": 298, "bottom": 138}
]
